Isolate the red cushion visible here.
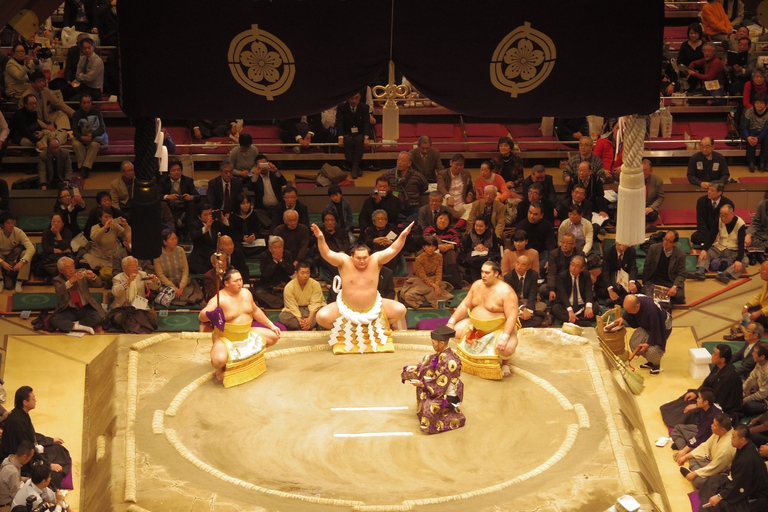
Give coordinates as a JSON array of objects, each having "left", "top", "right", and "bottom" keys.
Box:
[
  {"left": 507, "top": 123, "right": 542, "bottom": 138},
  {"left": 465, "top": 123, "right": 509, "bottom": 137},
  {"left": 688, "top": 121, "right": 730, "bottom": 150},
  {"left": 735, "top": 209, "right": 753, "bottom": 224},
  {"left": 515, "top": 136, "right": 567, "bottom": 151},
  {"left": 415, "top": 123, "right": 456, "bottom": 138},
  {"left": 659, "top": 209, "right": 696, "bottom": 224},
  {"left": 738, "top": 176, "right": 768, "bottom": 183},
  {"left": 243, "top": 125, "right": 281, "bottom": 139},
  {"left": 664, "top": 26, "right": 688, "bottom": 41},
  {"left": 669, "top": 177, "right": 692, "bottom": 185}
]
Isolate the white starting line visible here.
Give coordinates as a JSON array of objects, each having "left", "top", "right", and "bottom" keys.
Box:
[{"left": 333, "top": 432, "right": 413, "bottom": 438}]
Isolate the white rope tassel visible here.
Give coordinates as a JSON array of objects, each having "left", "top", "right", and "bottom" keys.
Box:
[{"left": 616, "top": 115, "right": 647, "bottom": 247}]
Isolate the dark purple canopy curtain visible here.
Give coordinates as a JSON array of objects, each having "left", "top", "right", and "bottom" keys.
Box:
[
  {"left": 118, "top": 0, "right": 391, "bottom": 118},
  {"left": 118, "top": 0, "right": 664, "bottom": 119},
  {"left": 393, "top": 1, "right": 666, "bottom": 118}
]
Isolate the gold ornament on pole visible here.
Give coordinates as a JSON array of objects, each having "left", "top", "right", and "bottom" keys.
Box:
[{"left": 372, "top": 61, "right": 410, "bottom": 142}]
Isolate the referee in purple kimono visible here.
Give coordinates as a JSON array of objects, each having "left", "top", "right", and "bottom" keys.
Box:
[{"left": 612, "top": 294, "right": 672, "bottom": 375}]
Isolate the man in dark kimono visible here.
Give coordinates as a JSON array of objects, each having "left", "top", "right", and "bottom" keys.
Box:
[
  {"left": 660, "top": 344, "right": 743, "bottom": 426},
  {"left": 0, "top": 386, "right": 70, "bottom": 490},
  {"left": 611, "top": 294, "right": 671, "bottom": 375},
  {"left": 699, "top": 424, "right": 768, "bottom": 511},
  {"left": 401, "top": 325, "right": 465, "bottom": 434}
]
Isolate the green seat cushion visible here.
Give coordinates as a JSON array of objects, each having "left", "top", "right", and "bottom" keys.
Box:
[
  {"left": 308, "top": 213, "right": 323, "bottom": 225},
  {"left": 246, "top": 259, "right": 261, "bottom": 278},
  {"left": 17, "top": 216, "right": 51, "bottom": 232},
  {"left": 449, "top": 289, "right": 468, "bottom": 308},
  {"left": 12, "top": 293, "right": 59, "bottom": 311},
  {"left": 157, "top": 312, "right": 200, "bottom": 332}
]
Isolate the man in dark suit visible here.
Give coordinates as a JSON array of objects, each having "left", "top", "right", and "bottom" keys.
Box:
[
  {"left": 521, "top": 164, "right": 556, "bottom": 207},
  {"left": 188, "top": 203, "right": 231, "bottom": 274},
  {"left": 692, "top": 182, "right": 734, "bottom": 248},
  {"left": 540, "top": 233, "right": 584, "bottom": 300},
  {"left": 556, "top": 183, "right": 593, "bottom": 224},
  {"left": 417, "top": 191, "right": 451, "bottom": 230},
  {"left": 206, "top": 161, "right": 243, "bottom": 215},
  {"left": 436, "top": 154, "right": 473, "bottom": 225},
  {"left": 278, "top": 114, "right": 331, "bottom": 152},
  {"left": 409, "top": 135, "right": 444, "bottom": 182},
  {"left": 565, "top": 161, "right": 607, "bottom": 216},
  {"left": 643, "top": 159, "right": 665, "bottom": 226},
  {"left": 202, "top": 235, "right": 249, "bottom": 300},
  {"left": 642, "top": 229, "right": 687, "bottom": 305},
  {"left": 159, "top": 161, "right": 199, "bottom": 235},
  {"left": 359, "top": 177, "right": 402, "bottom": 234},
  {"left": 729, "top": 323, "right": 762, "bottom": 380},
  {"left": 37, "top": 139, "right": 72, "bottom": 190},
  {"left": 336, "top": 90, "right": 370, "bottom": 178},
  {"left": 254, "top": 236, "right": 296, "bottom": 309},
  {"left": 51, "top": 256, "right": 105, "bottom": 334},
  {"left": 504, "top": 254, "right": 549, "bottom": 327},
  {"left": 270, "top": 185, "right": 310, "bottom": 231},
  {"left": 597, "top": 242, "right": 639, "bottom": 308},
  {"left": 515, "top": 182, "right": 555, "bottom": 224},
  {"left": 249, "top": 154, "right": 287, "bottom": 230},
  {"left": 552, "top": 255, "right": 596, "bottom": 327}
]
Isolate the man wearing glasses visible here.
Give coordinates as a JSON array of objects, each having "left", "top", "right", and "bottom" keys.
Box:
[{"left": 687, "top": 136, "right": 730, "bottom": 189}]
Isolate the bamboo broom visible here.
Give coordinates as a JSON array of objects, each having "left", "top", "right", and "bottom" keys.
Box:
[{"left": 598, "top": 335, "right": 645, "bottom": 395}]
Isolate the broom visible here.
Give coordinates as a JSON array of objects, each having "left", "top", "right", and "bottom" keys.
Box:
[{"left": 598, "top": 335, "right": 645, "bottom": 395}]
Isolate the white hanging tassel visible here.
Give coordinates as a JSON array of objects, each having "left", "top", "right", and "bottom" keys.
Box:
[{"left": 615, "top": 115, "right": 647, "bottom": 247}]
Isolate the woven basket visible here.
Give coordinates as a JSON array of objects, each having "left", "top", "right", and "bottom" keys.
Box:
[
  {"left": 456, "top": 344, "right": 502, "bottom": 380},
  {"left": 223, "top": 347, "right": 267, "bottom": 388}
]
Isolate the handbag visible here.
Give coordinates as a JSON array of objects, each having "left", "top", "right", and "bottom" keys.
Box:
[{"left": 154, "top": 286, "right": 176, "bottom": 307}]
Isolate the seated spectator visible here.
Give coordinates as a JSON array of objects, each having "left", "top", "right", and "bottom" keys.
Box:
[
  {"left": 318, "top": 210, "right": 350, "bottom": 278},
  {"left": 739, "top": 262, "right": 768, "bottom": 331},
  {"left": 678, "top": 413, "right": 736, "bottom": 489},
  {"left": 9, "top": 94, "right": 50, "bottom": 152},
  {"left": 555, "top": 117, "right": 589, "bottom": 148},
  {"left": 741, "top": 93, "right": 768, "bottom": 173},
  {"left": 83, "top": 191, "right": 122, "bottom": 241},
  {"left": 51, "top": 256, "right": 105, "bottom": 334},
  {"left": 562, "top": 136, "right": 606, "bottom": 184},
  {"left": 189, "top": 119, "right": 236, "bottom": 140},
  {"left": 458, "top": 217, "right": 501, "bottom": 282},
  {"left": 467, "top": 185, "right": 506, "bottom": 239},
  {"left": 0, "top": 112, "right": 8, "bottom": 173},
  {"left": 4, "top": 44, "right": 41, "bottom": 102},
  {"left": 741, "top": 341, "right": 768, "bottom": 417},
  {"left": 493, "top": 136, "right": 524, "bottom": 191},
  {"left": 11, "top": 464, "right": 66, "bottom": 510},
  {"left": 83, "top": 207, "right": 127, "bottom": 278},
  {"left": 207, "top": 161, "right": 244, "bottom": 215},
  {"left": 278, "top": 114, "right": 331, "bottom": 153},
  {"left": 401, "top": 236, "right": 454, "bottom": 309},
  {"left": 0, "top": 441, "right": 35, "bottom": 509},
  {"left": 643, "top": 230, "right": 687, "bottom": 305},
  {"left": 747, "top": 200, "right": 768, "bottom": 265},
  {"left": 106, "top": 256, "right": 160, "bottom": 334},
  {"left": 747, "top": 409, "right": 768, "bottom": 447},
  {"left": 663, "top": 346, "right": 743, "bottom": 427},
  {"left": 596, "top": 242, "right": 638, "bottom": 308},
  {"left": 359, "top": 177, "right": 402, "bottom": 234},
  {"left": 37, "top": 139, "right": 72, "bottom": 191},
  {"left": 324, "top": 184, "right": 353, "bottom": 234},
  {"left": 154, "top": 229, "right": 204, "bottom": 306},
  {"left": 188, "top": 203, "right": 231, "bottom": 275},
  {"left": 743, "top": 68, "right": 766, "bottom": 110},
  {"left": 380, "top": 152, "right": 428, "bottom": 223},
  {"left": 273, "top": 210, "right": 310, "bottom": 267},
  {"left": 271, "top": 185, "right": 310, "bottom": 230},
  {"left": 557, "top": 204, "right": 599, "bottom": 268},
  {"left": 71, "top": 94, "right": 107, "bottom": 179},
  {"left": 540, "top": 233, "right": 584, "bottom": 301},
  {"left": 701, "top": 0, "right": 733, "bottom": 41},
  {"left": 593, "top": 122, "right": 623, "bottom": 181},
  {"left": 159, "top": 160, "right": 199, "bottom": 238},
  {"left": 516, "top": 181, "right": 555, "bottom": 224},
  {"left": 202, "top": 235, "right": 249, "bottom": 301},
  {"left": 726, "top": 35, "right": 756, "bottom": 96},
  {"left": 688, "top": 136, "right": 730, "bottom": 188},
  {"left": 643, "top": 159, "right": 665, "bottom": 227},
  {"left": 501, "top": 229, "right": 540, "bottom": 276},
  {"left": 278, "top": 261, "right": 326, "bottom": 330},
  {"left": 362, "top": 209, "right": 402, "bottom": 271},
  {"left": 521, "top": 164, "right": 556, "bottom": 210},
  {"left": 254, "top": 236, "right": 295, "bottom": 309},
  {"left": 693, "top": 183, "right": 734, "bottom": 249},
  {"left": 474, "top": 160, "right": 510, "bottom": 203},
  {"left": 336, "top": 89, "right": 370, "bottom": 178},
  {"left": 556, "top": 183, "right": 593, "bottom": 223},
  {"left": 72, "top": 37, "right": 103, "bottom": 100},
  {"left": 409, "top": 135, "right": 444, "bottom": 183},
  {"left": 504, "top": 254, "right": 549, "bottom": 327},
  {"left": 53, "top": 186, "right": 85, "bottom": 238},
  {"left": 566, "top": 161, "right": 608, "bottom": 219},
  {"left": 690, "top": 204, "right": 749, "bottom": 284},
  {"left": 111, "top": 231, "right": 152, "bottom": 276},
  {"left": 20, "top": 71, "right": 73, "bottom": 145},
  {"left": 0, "top": 212, "right": 34, "bottom": 293},
  {"left": 726, "top": 323, "right": 762, "bottom": 381},
  {"left": 230, "top": 193, "right": 262, "bottom": 257},
  {"left": 249, "top": 154, "right": 286, "bottom": 229},
  {"left": 228, "top": 133, "right": 259, "bottom": 179},
  {"left": 678, "top": 23, "right": 705, "bottom": 90},
  {"left": 437, "top": 154, "right": 473, "bottom": 227},
  {"left": 515, "top": 202, "right": 556, "bottom": 265},
  {"left": 39, "top": 214, "right": 73, "bottom": 279},
  {"left": 418, "top": 191, "right": 451, "bottom": 230},
  {"left": 109, "top": 161, "right": 136, "bottom": 219},
  {"left": 683, "top": 43, "right": 726, "bottom": 104},
  {"left": 551, "top": 255, "right": 596, "bottom": 327},
  {"left": 423, "top": 211, "right": 462, "bottom": 289},
  {"left": 673, "top": 389, "right": 721, "bottom": 461}
]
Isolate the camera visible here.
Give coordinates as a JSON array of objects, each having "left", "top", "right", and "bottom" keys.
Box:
[
  {"left": 25, "top": 495, "right": 56, "bottom": 512},
  {"left": 211, "top": 209, "right": 222, "bottom": 220},
  {"left": 31, "top": 44, "right": 52, "bottom": 60}
]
